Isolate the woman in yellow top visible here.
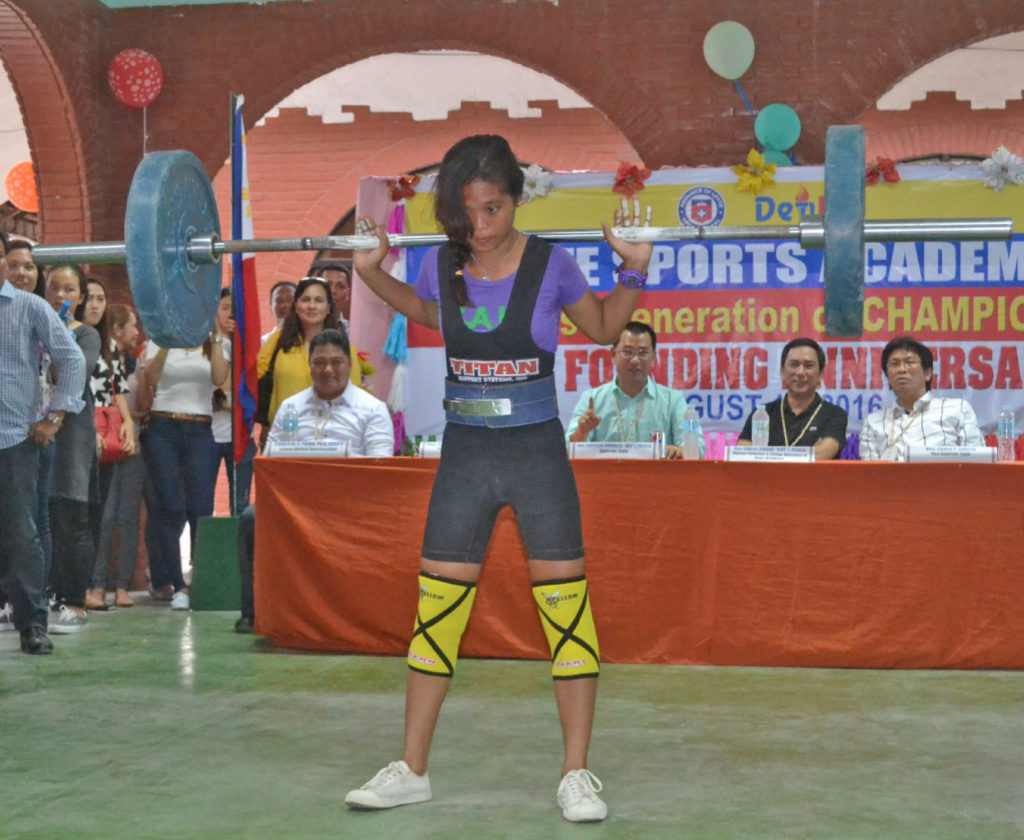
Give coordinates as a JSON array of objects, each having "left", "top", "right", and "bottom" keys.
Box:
[{"left": 257, "top": 276, "right": 360, "bottom": 437}]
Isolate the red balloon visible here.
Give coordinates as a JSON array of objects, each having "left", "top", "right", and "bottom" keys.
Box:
[
  {"left": 5, "top": 161, "right": 38, "bottom": 213},
  {"left": 108, "top": 49, "right": 164, "bottom": 109}
]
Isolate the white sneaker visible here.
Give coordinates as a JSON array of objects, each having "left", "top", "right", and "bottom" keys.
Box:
[
  {"left": 170, "top": 591, "right": 190, "bottom": 610},
  {"left": 0, "top": 603, "right": 15, "bottom": 632},
  {"left": 345, "top": 761, "right": 432, "bottom": 810},
  {"left": 557, "top": 769, "right": 607, "bottom": 822},
  {"left": 49, "top": 604, "right": 87, "bottom": 635}
]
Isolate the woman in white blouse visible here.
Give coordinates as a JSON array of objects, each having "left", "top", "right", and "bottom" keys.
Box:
[{"left": 140, "top": 326, "right": 228, "bottom": 609}]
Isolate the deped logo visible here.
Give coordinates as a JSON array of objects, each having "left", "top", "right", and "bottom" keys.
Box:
[{"left": 754, "top": 186, "right": 825, "bottom": 222}]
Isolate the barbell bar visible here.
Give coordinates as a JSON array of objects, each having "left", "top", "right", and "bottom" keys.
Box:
[
  {"left": 30, "top": 126, "right": 1014, "bottom": 347},
  {"left": 37, "top": 217, "right": 1012, "bottom": 267}
]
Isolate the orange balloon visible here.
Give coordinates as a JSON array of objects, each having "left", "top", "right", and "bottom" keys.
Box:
[{"left": 5, "top": 161, "right": 38, "bottom": 213}]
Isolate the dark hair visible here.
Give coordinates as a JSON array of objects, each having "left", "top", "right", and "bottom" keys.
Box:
[
  {"left": 881, "top": 335, "right": 933, "bottom": 391},
  {"left": 277, "top": 277, "right": 338, "bottom": 352},
  {"left": 781, "top": 337, "right": 826, "bottom": 371},
  {"left": 0, "top": 230, "right": 7, "bottom": 255},
  {"left": 220, "top": 286, "right": 231, "bottom": 300},
  {"left": 614, "top": 320, "right": 657, "bottom": 352},
  {"left": 434, "top": 135, "right": 524, "bottom": 307},
  {"left": 48, "top": 263, "right": 87, "bottom": 308},
  {"left": 318, "top": 263, "right": 351, "bottom": 280},
  {"left": 309, "top": 327, "right": 351, "bottom": 359},
  {"left": 269, "top": 280, "right": 297, "bottom": 305},
  {"left": 76, "top": 277, "right": 113, "bottom": 367},
  {"left": 5, "top": 238, "right": 44, "bottom": 296}
]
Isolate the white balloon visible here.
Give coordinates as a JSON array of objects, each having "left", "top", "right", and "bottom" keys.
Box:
[{"left": 703, "top": 21, "right": 756, "bottom": 81}]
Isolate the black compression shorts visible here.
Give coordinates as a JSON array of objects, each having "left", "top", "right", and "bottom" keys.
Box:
[{"left": 421, "top": 418, "right": 584, "bottom": 564}]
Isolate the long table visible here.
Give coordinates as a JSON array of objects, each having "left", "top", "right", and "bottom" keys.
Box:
[{"left": 253, "top": 458, "right": 1024, "bottom": 669}]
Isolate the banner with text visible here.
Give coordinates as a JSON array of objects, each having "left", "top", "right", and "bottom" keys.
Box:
[{"left": 396, "top": 165, "right": 1023, "bottom": 438}]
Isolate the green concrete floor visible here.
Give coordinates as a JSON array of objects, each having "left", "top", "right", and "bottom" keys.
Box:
[{"left": 1, "top": 603, "right": 1022, "bottom": 840}]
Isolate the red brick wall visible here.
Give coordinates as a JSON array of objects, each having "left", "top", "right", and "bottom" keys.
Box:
[
  {"left": 863, "top": 92, "right": 1024, "bottom": 160},
  {"left": 5, "top": 0, "right": 1024, "bottom": 520},
  {"left": 6, "top": 0, "right": 1024, "bottom": 309},
  {"left": 6, "top": 0, "right": 1024, "bottom": 290},
  {"left": 0, "top": 1, "right": 95, "bottom": 246}
]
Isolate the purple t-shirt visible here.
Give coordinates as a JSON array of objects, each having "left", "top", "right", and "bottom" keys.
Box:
[{"left": 412, "top": 238, "right": 590, "bottom": 354}]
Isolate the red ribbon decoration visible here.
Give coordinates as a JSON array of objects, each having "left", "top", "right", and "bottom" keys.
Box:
[
  {"left": 865, "top": 157, "right": 900, "bottom": 186},
  {"left": 387, "top": 175, "right": 421, "bottom": 202},
  {"left": 612, "top": 162, "right": 652, "bottom": 199}
]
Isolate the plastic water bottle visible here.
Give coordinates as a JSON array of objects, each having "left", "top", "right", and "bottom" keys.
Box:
[
  {"left": 281, "top": 402, "right": 299, "bottom": 442},
  {"left": 997, "top": 405, "right": 1015, "bottom": 462},
  {"left": 751, "top": 403, "right": 770, "bottom": 447},
  {"left": 683, "top": 405, "right": 702, "bottom": 460}
]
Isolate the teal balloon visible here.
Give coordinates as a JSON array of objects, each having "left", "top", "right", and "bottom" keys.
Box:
[
  {"left": 755, "top": 104, "right": 802, "bottom": 152},
  {"left": 703, "top": 21, "right": 755, "bottom": 81},
  {"left": 764, "top": 150, "right": 792, "bottom": 167}
]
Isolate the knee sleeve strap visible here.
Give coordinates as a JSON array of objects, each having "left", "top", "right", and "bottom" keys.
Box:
[
  {"left": 408, "top": 573, "right": 477, "bottom": 677},
  {"left": 532, "top": 575, "right": 600, "bottom": 679}
]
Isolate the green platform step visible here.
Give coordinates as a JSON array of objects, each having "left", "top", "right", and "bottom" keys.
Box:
[{"left": 190, "top": 515, "right": 240, "bottom": 611}]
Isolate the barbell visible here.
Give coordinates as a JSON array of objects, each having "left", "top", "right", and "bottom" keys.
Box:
[{"left": 31, "top": 125, "right": 1012, "bottom": 346}]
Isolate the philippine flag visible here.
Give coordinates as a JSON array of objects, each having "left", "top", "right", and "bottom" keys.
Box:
[{"left": 230, "top": 94, "right": 261, "bottom": 463}]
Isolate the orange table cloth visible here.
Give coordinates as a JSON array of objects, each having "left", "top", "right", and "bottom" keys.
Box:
[{"left": 254, "top": 459, "right": 1024, "bottom": 669}]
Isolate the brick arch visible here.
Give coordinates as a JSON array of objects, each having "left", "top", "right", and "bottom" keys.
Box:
[
  {"left": 859, "top": 29, "right": 1024, "bottom": 161},
  {"left": 210, "top": 101, "right": 639, "bottom": 313},
  {"left": 863, "top": 93, "right": 1024, "bottom": 161},
  {"left": 856, "top": 26, "right": 1024, "bottom": 125},
  {"left": 239, "top": 34, "right": 658, "bottom": 164},
  {"left": 225, "top": 44, "right": 644, "bottom": 285},
  {"left": 7, "top": 0, "right": 1024, "bottom": 285},
  {"left": 0, "top": 0, "right": 89, "bottom": 245}
]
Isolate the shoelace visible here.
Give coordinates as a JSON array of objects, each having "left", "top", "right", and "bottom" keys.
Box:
[
  {"left": 367, "top": 761, "right": 408, "bottom": 788},
  {"left": 562, "top": 769, "right": 603, "bottom": 799}
]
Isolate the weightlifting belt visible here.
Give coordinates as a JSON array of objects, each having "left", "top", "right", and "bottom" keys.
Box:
[{"left": 443, "top": 376, "right": 558, "bottom": 428}]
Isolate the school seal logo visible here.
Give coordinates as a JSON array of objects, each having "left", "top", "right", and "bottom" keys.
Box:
[{"left": 678, "top": 187, "right": 726, "bottom": 227}]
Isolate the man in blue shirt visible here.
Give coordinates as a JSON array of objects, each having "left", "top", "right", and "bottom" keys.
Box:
[
  {"left": 0, "top": 236, "right": 86, "bottom": 654},
  {"left": 566, "top": 321, "right": 704, "bottom": 459}
]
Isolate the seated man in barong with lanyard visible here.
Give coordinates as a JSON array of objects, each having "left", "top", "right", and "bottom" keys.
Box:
[
  {"left": 737, "top": 337, "right": 848, "bottom": 459},
  {"left": 234, "top": 328, "right": 393, "bottom": 634},
  {"left": 859, "top": 334, "right": 983, "bottom": 461}
]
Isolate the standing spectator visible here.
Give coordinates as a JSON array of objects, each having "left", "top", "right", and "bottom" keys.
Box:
[
  {"left": 88, "top": 303, "right": 143, "bottom": 608},
  {"left": 1, "top": 239, "right": 86, "bottom": 654},
  {"left": 257, "top": 276, "right": 354, "bottom": 447},
  {"left": 211, "top": 288, "right": 255, "bottom": 516},
  {"left": 44, "top": 265, "right": 100, "bottom": 634},
  {"left": 141, "top": 324, "right": 228, "bottom": 610},
  {"left": 5, "top": 238, "right": 43, "bottom": 296},
  {"left": 260, "top": 281, "right": 296, "bottom": 347},
  {"left": 78, "top": 279, "right": 136, "bottom": 610},
  {"left": 318, "top": 263, "right": 352, "bottom": 325},
  {"left": 1, "top": 240, "right": 56, "bottom": 622}
]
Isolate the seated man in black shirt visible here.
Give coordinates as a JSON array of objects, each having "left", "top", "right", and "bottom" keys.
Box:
[{"left": 737, "top": 337, "right": 848, "bottom": 459}]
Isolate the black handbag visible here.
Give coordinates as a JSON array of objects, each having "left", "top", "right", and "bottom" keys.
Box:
[{"left": 255, "top": 342, "right": 283, "bottom": 425}]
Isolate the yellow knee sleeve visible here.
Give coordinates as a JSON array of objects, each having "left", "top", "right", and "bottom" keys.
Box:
[
  {"left": 407, "top": 573, "right": 477, "bottom": 677},
  {"left": 532, "top": 576, "right": 600, "bottom": 679}
]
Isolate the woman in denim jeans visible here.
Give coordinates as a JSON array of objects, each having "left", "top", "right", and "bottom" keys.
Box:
[{"left": 140, "top": 323, "right": 228, "bottom": 609}]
